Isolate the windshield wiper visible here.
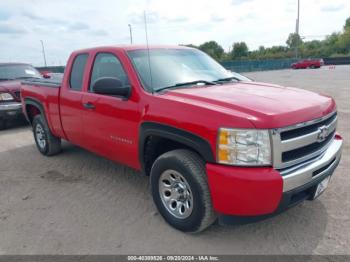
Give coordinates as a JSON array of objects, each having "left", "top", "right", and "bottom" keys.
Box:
[
  {"left": 0, "top": 78, "right": 14, "bottom": 81},
  {"left": 155, "top": 80, "right": 217, "bottom": 93},
  {"left": 213, "top": 76, "right": 241, "bottom": 83}
]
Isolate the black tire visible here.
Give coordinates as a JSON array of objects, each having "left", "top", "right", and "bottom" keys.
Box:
[
  {"left": 0, "top": 119, "right": 6, "bottom": 130},
  {"left": 32, "top": 114, "right": 61, "bottom": 156},
  {"left": 150, "top": 149, "right": 216, "bottom": 233}
]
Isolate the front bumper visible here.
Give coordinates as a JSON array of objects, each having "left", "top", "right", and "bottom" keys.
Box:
[
  {"left": 206, "top": 136, "right": 343, "bottom": 218},
  {"left": 0, "top": 102, "right": 22, "bottom": 120}
]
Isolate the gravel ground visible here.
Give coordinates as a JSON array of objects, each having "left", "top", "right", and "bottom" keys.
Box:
[{"left": 0, "top": 65, "right": 349, "bottom": 255}]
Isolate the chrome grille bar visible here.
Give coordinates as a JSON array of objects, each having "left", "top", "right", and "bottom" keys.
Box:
[
  {"left": 271, "top": 111, "right": 337, "bottom": 170},
  {"left": 280, "top": 116, "right": 337, "bottom": 152}
]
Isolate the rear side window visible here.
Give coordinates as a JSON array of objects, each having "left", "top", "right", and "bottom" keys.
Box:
[{"left": 69, "top": 54, "right": 88, "bottom": 90}]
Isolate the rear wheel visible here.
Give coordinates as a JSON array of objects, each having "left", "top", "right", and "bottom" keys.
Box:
[
  {"left": 32, "top": 115, "right": 61, "bottom": 156},
  {"left": 150, "top": 149, "right": 216, "bottom": 233}
]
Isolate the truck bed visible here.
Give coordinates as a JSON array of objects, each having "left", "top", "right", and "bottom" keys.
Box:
[
  {"left": 21, "top": 79, "right": 63, "bottom": 137},
  {"left": 21, "top": 78, "right": 61, "bottom": 88}
]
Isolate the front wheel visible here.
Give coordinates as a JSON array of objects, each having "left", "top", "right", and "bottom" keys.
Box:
[
  {"left": 32, "top": 115, "right": 61, "bottom": 156},
  {"left": 150, "top": 149, "right": 216, "bottom": 233}
]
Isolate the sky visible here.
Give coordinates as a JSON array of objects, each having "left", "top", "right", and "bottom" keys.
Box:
[{"left": 0, "top": 0, "right": 349, "bottom": 66}]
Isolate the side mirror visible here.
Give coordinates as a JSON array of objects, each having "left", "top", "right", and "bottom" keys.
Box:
[{"left": 93, "top": 77, "right": 131, "bottom": 99}]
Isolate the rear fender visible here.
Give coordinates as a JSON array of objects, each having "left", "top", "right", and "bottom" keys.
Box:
[{"left": 24, "top": 97, "right": 57, "bottom": 135}]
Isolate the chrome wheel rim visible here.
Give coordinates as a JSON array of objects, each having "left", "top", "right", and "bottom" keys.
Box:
[
  {"left": 159, "top": 170, "right": 193, "bottom": 219},
  {"left": 35, "top": 124, "right": 46, "bottom": 149}
]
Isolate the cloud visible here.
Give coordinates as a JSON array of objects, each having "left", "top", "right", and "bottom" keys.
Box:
[
  {"left": 210, "top": 14, "right": 225, "bottom": 22},
  {"left": 22, "top": 11, "right": 43, "bottom": 21},
  {"left": 22, "top": 11, "right": 69, "bottom": 25},
  {"left": 321, "top": 4, "right": 345, "bottom": 12},
  {"left": 0, "top": 23, "right": 26, "bottom": 34},
  {"left": 194, "top": 23, "right": 215, "bottom": 31},
  {"left": 0, "top": 10, "right": 11, "bottom": 21},
  {"left": 164, "top": 16, "right": 188, "bottom": 23},
  {"left": 21, "top": 11, "right": 103, "bottom": 35},
  {"left": 91, "top": 29, "right": 109, "bottom": 36},
  {"left": 237, "top": 13, "right": 257, "bottom": 22},
  {"left": 231, "top": 0, "right": 253, "bottom": 6},
  {"left": 129, "top": 11, "right": 160, "bottom": 24},
  {"left": 69, "top": 22, "right": 90, "bottom": 31}
]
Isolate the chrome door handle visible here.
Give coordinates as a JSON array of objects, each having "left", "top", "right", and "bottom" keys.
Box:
[{"left": 83, "top": 102, "right": 95, "bottom": 110}]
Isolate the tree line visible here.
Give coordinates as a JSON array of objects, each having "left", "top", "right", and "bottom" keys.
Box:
[{"left": 183, "top": 17, "right": 350, "bottom": 61}]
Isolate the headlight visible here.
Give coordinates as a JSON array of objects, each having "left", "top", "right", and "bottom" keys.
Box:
[
  {"left": 0, "top": 93, "right": 14, "bottom": 101},
  {"left": 217, "top": 128, "right": 271, "bottom": 166}
]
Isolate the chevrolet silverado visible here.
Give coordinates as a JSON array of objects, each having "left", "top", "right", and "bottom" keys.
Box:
[{"left": 21, "top": 45, "right": 343, "bottom": 232}]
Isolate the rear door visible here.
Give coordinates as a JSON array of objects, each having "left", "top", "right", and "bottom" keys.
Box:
[
  {"left": 81, "top": 50, "right": 140, "bottom": 167},
  {"left": 60, "top": 53, "right": 89, "bottom": 146}
]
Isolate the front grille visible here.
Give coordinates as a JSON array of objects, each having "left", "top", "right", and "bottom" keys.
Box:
[
  {"left": 280, "top": 113, "right": 337, "bottom": 140},
  {"left": 272, "top": 112, "right": 337, "bottom": 169},
  {"left": 282, "top": 130, "right": 335, "bottom": 162}
]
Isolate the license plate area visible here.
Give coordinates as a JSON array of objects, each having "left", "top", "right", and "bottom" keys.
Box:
[{"left": 312, "top": 176, "right": 331, "bottom": 200}]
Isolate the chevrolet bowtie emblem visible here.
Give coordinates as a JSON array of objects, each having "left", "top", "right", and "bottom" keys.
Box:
[{"left": 317, "top": 125, "right": 329, "bottom": 142}]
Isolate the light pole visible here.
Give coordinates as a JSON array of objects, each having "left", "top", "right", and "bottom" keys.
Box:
[
  {"left": 296, "top": 0, "right": 300, "bottom": 35},
  {"left": 40, "top": 40, "right": 47, "bottom": 67},
  {"left": 295, "top": 0, "right": 300, "bottom": 58},
  {"left": 128, "top": 24, "right": 133, "bottom": 44}
]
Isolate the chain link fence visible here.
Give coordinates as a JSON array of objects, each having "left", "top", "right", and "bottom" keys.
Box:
[{"left": 220, "top": 58, "right": 298, "bottom": 73}]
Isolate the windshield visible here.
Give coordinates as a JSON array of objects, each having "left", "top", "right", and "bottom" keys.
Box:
[
  {"left": 127, "top": 48, "right": 250, "bottom": 92},
  {"left": 0, "top": 64, "right": 42, "bottom": 81}
]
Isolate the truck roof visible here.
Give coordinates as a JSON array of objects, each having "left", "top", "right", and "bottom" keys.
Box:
[{"left": 74, "top": 45, "right": 193, "bottom": 53}]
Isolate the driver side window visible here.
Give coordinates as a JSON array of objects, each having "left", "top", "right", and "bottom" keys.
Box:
[{"left": 89, "top": 53, "right": 129, "bottom": 92}]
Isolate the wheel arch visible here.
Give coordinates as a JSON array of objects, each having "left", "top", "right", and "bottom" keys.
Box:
[
  {"left": 24, "top": 97, "right": 46, "bottom": 125},
  {"left": 139, "top": 122, "right": 215, "bottom": 175}
]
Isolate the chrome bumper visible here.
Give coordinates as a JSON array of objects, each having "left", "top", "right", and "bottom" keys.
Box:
[
  {"left": 0, "top": 102, "right": 22, "bottom": 111},
  {"left": 281, "top": 138, "right": 343, "bottom": 192}
]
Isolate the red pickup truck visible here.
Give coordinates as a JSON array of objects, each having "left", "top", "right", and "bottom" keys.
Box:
[
  {"left": 21, "top": 45, "right": 342, "bottom": 232},
  {"left": 291, "top": 58, "right": 324, "bottom": 69}
]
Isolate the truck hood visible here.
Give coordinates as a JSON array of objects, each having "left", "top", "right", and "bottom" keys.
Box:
[
  {"left": 166, "top": 82, "right": 335, "bottom": 128},
  {"left": 0, "top": 80, "right": 21, "bottom": 92},
  {"left": 0, "top": 80, "right": 22, "bottom": 101}
]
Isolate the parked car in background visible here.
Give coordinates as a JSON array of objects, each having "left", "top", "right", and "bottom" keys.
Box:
[
  {"left": 0, "top": 63, "right": 42, "bottom": 130},
  {"left": 38, "top": 69, "right": 64, "bottom": 82},
  {"left": 291, "top": 59, "right": 324, "bottom": 69},
  {"left": 38, "top": 70, "right": 52, "bottom": 79},
  {"left": 21, "top": 46, "right": 342, "bottom": 232}
]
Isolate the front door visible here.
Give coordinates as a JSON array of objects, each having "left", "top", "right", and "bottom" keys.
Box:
[{"left": 81, "top": 51, "right": 139, "bottom": 168}]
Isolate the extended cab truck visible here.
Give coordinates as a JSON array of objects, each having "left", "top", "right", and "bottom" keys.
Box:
[
  {"left": 0, "top": 63, "right": 43, "bottom": 130},
  {"left": 291, "top": 58, "right": 324, "bottom": 69},
  {"left": 21, "top": 46, "right": 343, "bottom": 233}
]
